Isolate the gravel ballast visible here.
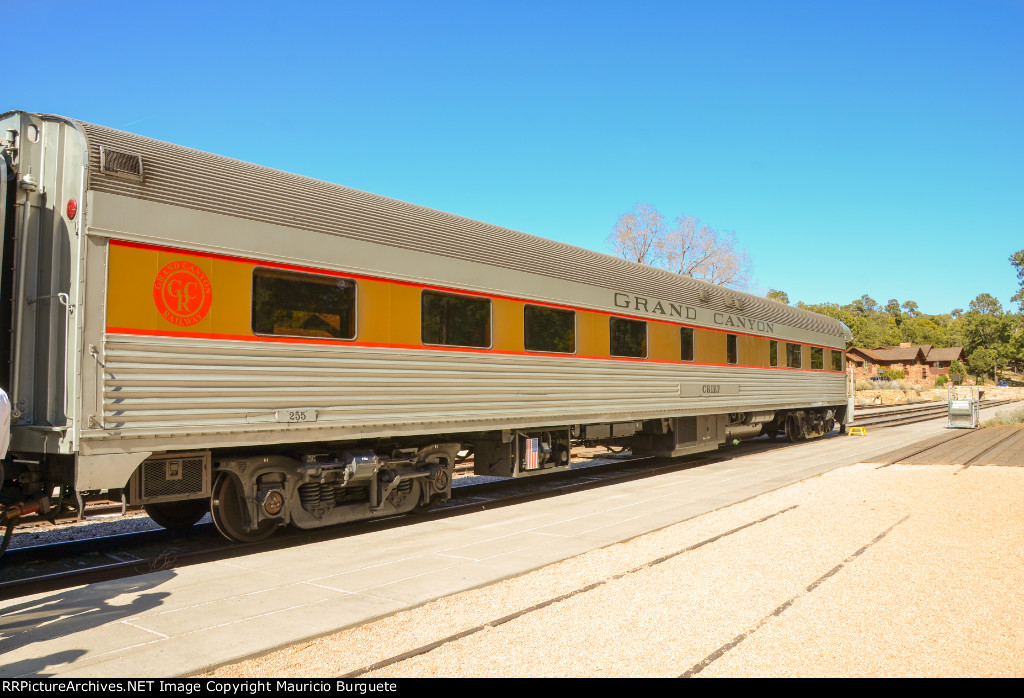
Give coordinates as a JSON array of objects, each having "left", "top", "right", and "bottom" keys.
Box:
[{"left": 201, "top": 461, "right": 1024, "bottom": 678}]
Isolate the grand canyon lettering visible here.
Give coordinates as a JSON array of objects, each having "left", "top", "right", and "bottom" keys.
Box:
[
  {"left": 612, "top": 293, "right": 775, "bottom": 335},
  {"left": 613, "top": 292, "right": 697, "bottom": 320}
]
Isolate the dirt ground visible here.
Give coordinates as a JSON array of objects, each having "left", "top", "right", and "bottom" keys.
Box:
[{"left": 856, "top": 385, "right": 1024, "bottom": 406}]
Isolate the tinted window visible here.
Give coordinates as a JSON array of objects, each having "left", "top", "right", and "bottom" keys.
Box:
[
  {"left": 524, "top": 305, "right": 575, "bottom": 353},
  {"left": 680, "top": 327, "right": 694, "bottom": 362},
  {"left": 811, "top": 346, "right": 824, "bottom": 369},
  {"left": 786, "top": 343, "right": 802, "bottom": 369},
  {"left": 252, "top": 268, "right": 355, "bottom": 339},
  {"left": 769, "top": 340, "right": 779, "bottom": 367},
  {"left": 422, "top": 291, "right": 491, "bottom": 347},
  {"left": 832, "top": 350, "right": 843, "bottom": 371},
  {"left": 610, "top": 317, "right": 647, "bottom": 358},
  {"left": 726, "top": 334, "right": 738, "bottom": 365}
]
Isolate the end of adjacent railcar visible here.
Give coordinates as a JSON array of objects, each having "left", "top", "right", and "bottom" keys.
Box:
[{"left": 0, "top": 112, "right": 89, "bottom": 553}]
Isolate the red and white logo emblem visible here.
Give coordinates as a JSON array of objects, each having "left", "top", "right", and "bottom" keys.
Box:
[{"left": 153, "top": 261, "right": 212, "bottom": 326}]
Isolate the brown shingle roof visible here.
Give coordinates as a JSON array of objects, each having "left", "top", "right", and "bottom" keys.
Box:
[
  {"left": 867, "top": 346, "right": 927, "bottom": 361},
  {"left": 848, "top": 344, "right": 965, "bottom": 364},
  {"left": 925, "top": 347, "right": 966, "bottom": 362},
  {"left": 847, "top": 347, "right": 885, "bottom": 361}
]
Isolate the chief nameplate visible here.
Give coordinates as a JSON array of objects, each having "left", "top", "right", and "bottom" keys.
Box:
[{"left": 681, "top": 384, "right": 740, "bottom": 397}]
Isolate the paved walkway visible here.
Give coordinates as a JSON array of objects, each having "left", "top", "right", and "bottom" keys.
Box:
[{"left": 0, "top": 407, "right": 1015, "bottom": 677}]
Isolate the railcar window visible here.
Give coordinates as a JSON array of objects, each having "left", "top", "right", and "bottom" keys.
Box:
[
  {"left": 786, "top": 343, "right": 802, "bottom": 369},
  {"left": 422, "top": 291, "right": 491, "bottom": 348},
  {"left": 252, "top": 268, "right": 355, "bottom": 340},
  {"left": 726, "top": 334, "right": 738, "bottom": 365},
  {"left": 769, "top": 340, "right": 779, "bottom": 367},
  {"left": 680, "top": 327, "right": 695, "bottom": 362},
  {"left": 832, "top": 350, "right": 843, "bottom": 371},
  {"left": 811, "top": 346, "right": 824, "bottom": 369},
  {"left": 610, "top": 317, "right": 647, "bottom": 358},
  {"left": 524, "top": 305, "right": 575, "bottom": 353}
]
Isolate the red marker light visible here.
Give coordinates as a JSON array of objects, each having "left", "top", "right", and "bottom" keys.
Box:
[{"left": 66, "top": 199, "right": 78, "bottom": 220}]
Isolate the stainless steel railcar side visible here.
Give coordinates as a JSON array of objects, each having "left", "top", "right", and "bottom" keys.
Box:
[{"left": 0, "top": 111, "right": 853, "bottom": 543}]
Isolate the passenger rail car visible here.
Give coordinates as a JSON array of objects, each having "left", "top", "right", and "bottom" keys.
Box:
[{"left": 0, "top": 111, "right": 853, "bottom": 545}]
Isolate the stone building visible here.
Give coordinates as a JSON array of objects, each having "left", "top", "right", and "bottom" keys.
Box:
[{"left": 846, "top": 343, "right": 966, "bottom": 382}]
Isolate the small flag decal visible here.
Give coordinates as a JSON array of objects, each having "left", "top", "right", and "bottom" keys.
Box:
[{"left": 525, "top": 438, "right": 539, "bottom": 470}]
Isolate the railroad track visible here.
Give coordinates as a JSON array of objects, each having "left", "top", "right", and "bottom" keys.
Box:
[
  {"left": 3, "top": 397, "right": 1021, "bottom": 599},
  {"left": 852, "top": 398, "right": 1021, "bottom": 428}
]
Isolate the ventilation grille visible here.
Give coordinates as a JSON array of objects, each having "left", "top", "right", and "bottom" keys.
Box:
[
  {"left": 138, "top": 452, "right": 210, "bottom": 503},
  {"left": 99, "top": 145, "right": 144, "bottom": 182}
]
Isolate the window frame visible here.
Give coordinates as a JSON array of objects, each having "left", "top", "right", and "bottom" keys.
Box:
[
  {"left": 832, "top": 349, "right": 844, "bottom": 371},
  {"left": 251, "top": 266, "right": 358, "bottom": 341},
  {"left": 810, "top": 346, "right": 824, "bottom": 370},
  {"left": 523, "top": 304, "right": 577, "bottom": 355},
  {"left": 420, "top": 289, "right": 494, "bottom": 349},
  {"left": 786, "top": 342, "right": 802, "bottom": 369},
  {"left": 769, "top": 340, "right": 779, "bottom": 368},
  {"left": 726, "top": 333, "right": 738, "bottom": 365},
  {"left": 609, "top": 316, "right": 648, "bottom": 358},
  {"left": 680, "top": 326, "right": 695, "bottom": 362}
]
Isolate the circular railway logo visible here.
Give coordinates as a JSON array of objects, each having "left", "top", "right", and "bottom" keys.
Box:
[{"left": 153, "top": 261, "right": 212, "bottom": 326}]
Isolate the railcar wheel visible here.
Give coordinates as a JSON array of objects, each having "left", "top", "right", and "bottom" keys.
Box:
[
  {"left": 410, "top": 445, "right": 455, "bottom": 514},
  {"left": 786, "top": 415, "right": 801, "bottom": 443},
  {"left": 211, "top": 473, "right": 278, "bottom": 543},
  {"left": 144, "top": 499, "right": 208, "bottom": 531}
]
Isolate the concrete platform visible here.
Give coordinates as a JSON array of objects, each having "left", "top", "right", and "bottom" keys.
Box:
[{"left": 0, "top": 406, "right": 1016, "bottom": 678}]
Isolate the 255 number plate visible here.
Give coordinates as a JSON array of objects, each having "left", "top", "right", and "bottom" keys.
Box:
[{"left": 276, "top": 409, "right": 318, "bottom": 423}]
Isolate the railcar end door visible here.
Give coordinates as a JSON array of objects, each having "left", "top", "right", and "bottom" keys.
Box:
[{"left": 0, "top": 146, "right": 14, "bottom": 394}]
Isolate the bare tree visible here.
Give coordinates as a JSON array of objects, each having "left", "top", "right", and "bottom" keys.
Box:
[
  {"left": 607, "top": 204, "right": 753, "bottom": 290},
  {"left": 606, "top": 203, "right": 666, "bottom": 266},
  {"left": 659, "top": 215, "right": 752, "bottom": 289}
]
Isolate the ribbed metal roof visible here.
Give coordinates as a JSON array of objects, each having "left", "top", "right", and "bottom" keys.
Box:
[{"left": 78, "top": 120, "right": 848, "bottom": 338}]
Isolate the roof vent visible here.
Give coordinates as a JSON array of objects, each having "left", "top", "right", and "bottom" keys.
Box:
[{"left": 99, "top": 146, "right": 144, "bottom": 182}]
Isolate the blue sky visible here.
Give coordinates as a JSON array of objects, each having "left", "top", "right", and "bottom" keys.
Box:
[{"left": 9, "top": 1, "right": 1022, "bottom": 315}]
